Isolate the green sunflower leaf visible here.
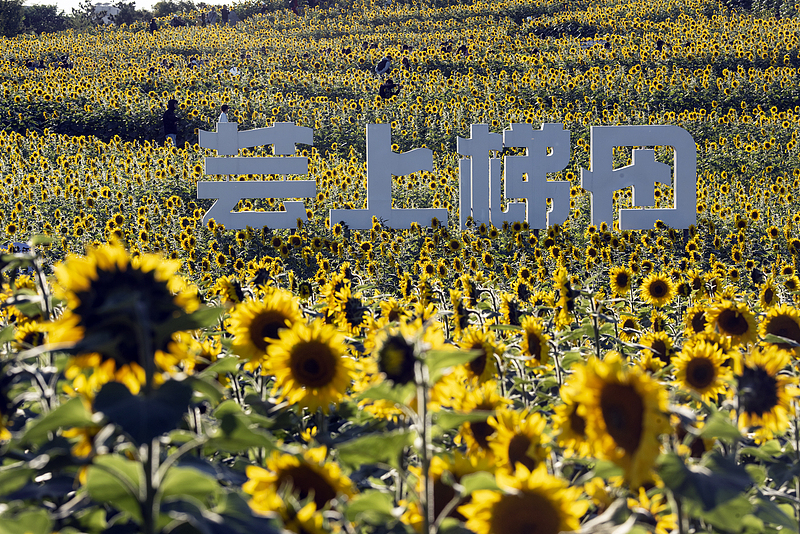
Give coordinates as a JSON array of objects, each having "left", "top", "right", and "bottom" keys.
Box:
[
  {"left": 0, "top": 509, "right": 53, "bottom": 534},
  {"left": 94, "top": 380, "right": 193, "bottom": 445},
  {"left": 433, "top": 410, "right": 493, "bottom": 431},
  {"left": 698, "top": 411, "right": 742, "bottom": 442},
  {"left": 344, "top": 490, "right": 396, "bottom": 523},
  {"left": 337, "top": 429, "right": 413, "bottom": 469},
  {"left": 763, "top": 334, "right": 800, "bottom": 347},
  {"left": 160, "top": 466, "right": 220, "bottom": 502},
  {"left": 19, "top": 396, "right": 95, "bottom": 445},
  {"left": 459, "top": 471, "right": 499, "bottom": 495},
  {"left": 85, "top": 454, "right": 143, "bottom": 523},
  {"left": 426, "top": 349, "right": 481, "bottom": 382},
  {"left": 356, "top": 381, "right": 416, "bottom": 405},
  {"left": 155, "top": 306, "right": 225, "bottom": 338}
]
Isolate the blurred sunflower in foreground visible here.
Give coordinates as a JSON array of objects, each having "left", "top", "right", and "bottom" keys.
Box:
[
  {"left": 48, "top": 243, "right": 200, "bottom": 394},
  {"left": 459, "top": 463, "right": 588, "bottom": 534}
]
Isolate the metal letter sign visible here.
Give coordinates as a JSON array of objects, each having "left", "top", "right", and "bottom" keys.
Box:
[
  {"left": 197, "top": 122, "right": 314, "bottom": 228},
  {"left": 580, "top": 125, "right": 697, "bottom": 230},
  {"left": 330, "top": 124, "right": 448, "bottom": 229},
  {"left": 197, "top": 122, "right": 697, "bottom": 231}
]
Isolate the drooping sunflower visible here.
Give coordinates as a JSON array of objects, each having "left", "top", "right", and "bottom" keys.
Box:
[
  {"left": 268, "top": 320, "right": 355, "bottom": 414},
  {"left": 243, "top": 446, "right": 354, "bottom": 511},
  {"left": 553, "top": 382, "right": 591, "bottom": 457},
  {"left": 639, "top": 272, "right": 674, "bottom": 307},
  {"left": 760, "top": 304, "right": 800, "bottom": 354},
  {"left": 575, "top": 357, "right": 670, "bottom": 487},
  {"left": 458, "top": 326, "right": 503, "bottom": 384},
  {"left": 705, "top": 299, "right": 757, "bottom": 347},
  {"left": 759, "top": 277, "right": 780, "bottom": 309},
  {"left": 48, "top": 243, "right": 200, "bottom": 394},
  {"left": 488, "top": 407, "right": 550, "bottom": 473},
  {"left": 453, "top": 381, "right": 510, "bottom": 455},
  {"left": 683, "top": 302, "right": 708, "bottom": 336},
  {"left": 673, "top": 340, "right": 731, "bottom": 403},
  {"left": 609, "top": 266, "right": 634, "bottom": 297},
  {"left": 519, "top": 315, "right": 551, "bottom": 369},
  {"left": 228, "top": 289, "right": 302, "bottom": 372},
  {"left": 618, "top": 314, "right": 640, "bottom": 343},
  {"left": 637, "top": 331, "right": 674, "bottom": 372},
  {"left": 458, "top": 464, "right": 588, "bottom": 534},
  {"left": 735, "top": 345, "right": 799, "bottom": 440}
]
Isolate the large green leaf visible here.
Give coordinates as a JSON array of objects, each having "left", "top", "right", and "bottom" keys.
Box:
[
  {"left": 205, "top": 404, "right": 277, "bottom": 454},
  {"left": 344, "top": 490, "right": 396, "bottom": 523},
  {"left": 85, "top": 454, "right": 143, "bottom": 522},
  {"left": 159, "top": 466, "right": 220, "bottom": 502},
  {"left": 94, "top": 379, "right": 193, "bottom": 445},
  {"left": 433, "top": 410, "right": 493, "bottom": 431},
  {"left": 356, "top": 382, "right": 416, "bottom": 406},
  {"left": 337, "top": 430, "right": 413, "bottom": 469},
  {"left": 0, "top": 509, "right": 53, "bottom": 534},
  {"left": 19, "top": 396, "right": 95, "bottom": 445},
  {"left": 459, "top": 471, "right": 499, "bottom": 495},
  {"left": 426, "top": 349, "right": 481, "bottom": 382},
  {"left": 698, "top": 411, "right": 742, "bottom": 442},
  {"left": 0, "top": 467, "right": 34, "bottom": 496}
]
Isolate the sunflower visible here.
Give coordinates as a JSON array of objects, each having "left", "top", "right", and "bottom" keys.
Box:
[
  {"left": 453, "top": 381, "right": 510, "bottom": 454},
  {"left": 609, "top": 266, "right": 634, "bottom": 297},
  {"left": 673, "top": 340, "right": 731, "bottom": 403},
  {"left": 683, "top": 302, "right": 708, "bottom": 336},
  {"left": 760, "top": 304, "right": 800, "bottom": 354},
  {"left": 48, "top": 243, "right": 200, "bottom": 395},
  {"left": 735, "top": 345, "right": 800, "bottom": 440},
  {"left": 243, "top": 446, "right": 354, "bottom": 511},
  {"left": 553, "top": 383, "right": 591, "bottom": 457},
  {"left": 458, "top": 327, "right": 502, "bottom": 384},
  {"left": 519, "top": 316, "right": 550, "bottom": 369},
  {"left": 488, "top": 407, "right": 550, "bottom": 473},
  {"left": 618, "top": 315, "right": 640, "bottom": 342},
  {"left": 268, "top": 320, "right": 355, "bottom": 414},
  {"left": 639, "top": 272, "right": 674, "bottom": 307},
  {"left": 458, "top": 464, "right": 588, "bottom": 534},
  {"left": 638, "top": 331, "right": 673, "bottom": 372},
  {"left": 759, "top": 276, "right": 779, "bottom": 309},
  {"left": 627, "top": 488, "right": 677, "bottom": 534},
  {"left": 705, "top": 300, "right": 757, "bottom": 347},
  {"left": 574, "top": 357, "right": 670, "bottom": 487},
  {"left": 228, "top": 290, "right": 302, "bottom": 372}
]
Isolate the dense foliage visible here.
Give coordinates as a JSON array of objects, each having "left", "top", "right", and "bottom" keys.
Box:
[{"left": 1, "top": 0, "right": 800, "bottom": 533}]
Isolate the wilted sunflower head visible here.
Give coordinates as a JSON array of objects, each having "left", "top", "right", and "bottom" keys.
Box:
[
  {"left": 705, "top": 300, "right": 757, "bottom": 347},
  {"left": 49, "top": 244, "right": 200, "bottom": 392},
  {"left": 760, "top": 304, "right": 800, "bottom": 354}
]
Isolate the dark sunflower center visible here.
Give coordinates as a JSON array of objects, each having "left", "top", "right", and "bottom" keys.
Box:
[
  {"left": 250, "top": 311, "right": 290, "bottom": 352},
  {"left": 650, "top": 339, "right": 669, "bottom": 365},
  {"left": 470, "top": 420, "right": 494, "bottom": 450},
  {"left": 615, "top": 273, "right": 630, "bottom": 289},
  {"left": 649, "top": 281, "right": 668, "bottom": 298},
  {"left": 717, "top": 309, "right": 750, "bottom": 336},
  {"left": 691, "top": 311, "right": 707, "bottom": 333},
  {"left": 686, "top": 357, "right": 715, "bottom": 389},
  {"left": 468, "top": 346, "right": 488, "bottom": 378},
  {"left": 278, "top": 464, "right": 337, "bottom": 509},
  {"left": 433, "top": 476, "right": 464, "bottom": 520},
  {"left": 378, "top": 336, "right": 416, "bottom": 384},
  {"left": 622, "top": 318, "right": 636, "bottom": 330},
  {"left": 738, "top": 365, "right": 779, "bottom": 417},
  {"left": 763, "top": 287, "right": 775, "bottom": 304},
  {"left": 569, "top": 405, "right": 587, "bottom": 437},
  {"left": 765, "top": 315, "right": 800, "bottom": 350},
  {"left": 489, "top": 490, "right": 562, "bottom": 534},
  {"left": 527, "top": 333, "right": 542, "bottom": 359},
  {"left": 508, "top": 434, "right": 538, "bottom": 471},
  {"left": 290, "top": 341, "right": 338, "bottom": 388},
  {"left": 600, "top": 384, "right": 644, "bottom": 454}
]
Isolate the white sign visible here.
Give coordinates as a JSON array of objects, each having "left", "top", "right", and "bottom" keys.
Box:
[{"left": 197, "top": 122, "right": 697, "bottom": 231}]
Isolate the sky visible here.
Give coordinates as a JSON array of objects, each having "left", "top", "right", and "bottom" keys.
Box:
[{"left": 23, "top": 0, "right": 226, "bottom": 15}]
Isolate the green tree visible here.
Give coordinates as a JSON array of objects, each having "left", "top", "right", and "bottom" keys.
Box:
[
  {"left": 23, "top": 4, "right": 68, "bottom": 34},
  {"left": 152, "top": 0, "right": 196, "bottom": 18},
  {"left": 0, "top": 0, "right": 23, "bottom": 37}
]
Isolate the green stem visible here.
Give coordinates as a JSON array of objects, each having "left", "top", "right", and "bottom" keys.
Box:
[{"left": 415, "top": 361, "right": 434, "bottom": 534}]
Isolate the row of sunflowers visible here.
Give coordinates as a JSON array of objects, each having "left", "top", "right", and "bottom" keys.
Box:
[{"left": 2, "top": 0, "right": 800, "bottom": 532}]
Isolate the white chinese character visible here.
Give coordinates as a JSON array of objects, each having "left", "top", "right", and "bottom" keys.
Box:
[
  {"left": 197, "top": 122, "right": 314, "bottom": 229},
  {"left": 580, "top": 125, "right": 697, "bottom": 230},
  {"left": 329, "top": 124, "right": 448, "bottom": 229}
]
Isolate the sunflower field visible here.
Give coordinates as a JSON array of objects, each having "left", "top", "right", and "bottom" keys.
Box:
[{"left": 2, "top": 0, "right": 800, "bottom": 532}]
